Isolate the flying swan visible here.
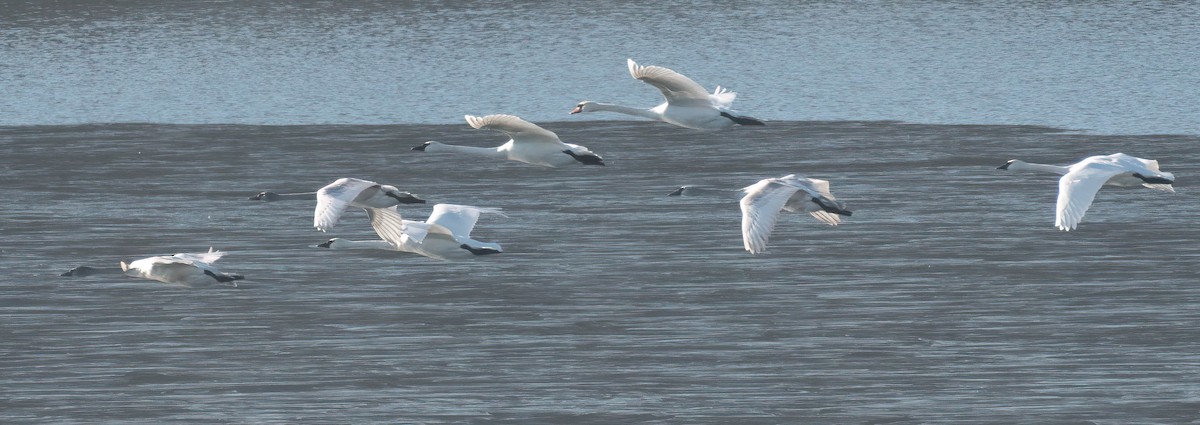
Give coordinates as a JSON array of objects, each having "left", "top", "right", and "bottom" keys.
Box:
[
  {"left": 314, "top": 177, "right": 426, "bottom": 232},
  {"left": 62, "top": 248, "right": 244, "bottom": 287},
  {"left": 740, "top": 175, "right": 852, "bottom": 254},
  {"left": 412, "top": 114, "right": 605, "bottom": 167},
  {"left": 997, "top": 152, "right": 1175, "bottom": 231},
  {"left": 318, "top": 203, "right": 505, "bottom": 261},
  {"left": 569, "top": 58, "right": 764, "bottom": 130}
]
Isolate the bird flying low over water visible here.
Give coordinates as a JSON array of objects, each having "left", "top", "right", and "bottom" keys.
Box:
[
  {"left": 62, "top": 248, "right": 244, "bottom": 287},
  {"left": 997, "top": 153, "right": 1175, "bottom": 231},
  {"left": 314, "top": 178, "right": 426, "bottom": 232},
  {"left": 412, "top": 114, "right": 604, "bottom": 167},
  {"left": 570, "top": 58, "right": 764, "bottom": 130},
  {"left": 739, "top": 175, "right": 851, "bottom": 254},
  {"left": 317, "top": 204, "right": 505, "bottom": 261}
]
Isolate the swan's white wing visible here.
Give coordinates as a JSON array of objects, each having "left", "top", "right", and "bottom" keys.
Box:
[
  {"left": 465, "top": 114, "right": 561, "bottom": 145},
  {"left": 627, "top": 58, "right": 713, "bottom": 106},
  {"left": 1056, "top": 162, "right": 1125, "bottom": 231},
  {"left": 425, "top": 204, "right": 506, "bottom": 238},
  {"left": 172, "top": 247, "right": 224, "bottom": 265},
  {"left": 315, "top": 178, "right": 378, "bottom": 231},
  {"left": 365, "top": 206, "right": 415, "bottom": 245},
  {"left": 740, "top": 178, "right": 803, "bottom": 254}
]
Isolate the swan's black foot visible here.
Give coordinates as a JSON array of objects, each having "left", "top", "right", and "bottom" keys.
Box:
[
  {"left": 562, "top": 150, "right": 605, "bottom": 166},
  {"left": 720, "top": 111, "right": 766, "bottom": 126},
  {"left": 205, "top": 270, "right": 245, "bottom": 284},
  {"left": 460, "top": 244, "right": 502, "bottom": 256},
  {"left": 667, "top": 186, "right": 687, "bottom": 196}
]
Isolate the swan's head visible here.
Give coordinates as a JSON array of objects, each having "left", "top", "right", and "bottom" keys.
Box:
[
  {"left": 570, "top": 101, "right": 598, "bottom": 114},
  {"left": 411, "top": 141, "right": 434, "bottom": 151},
  {"left": 249, "top": 191, "right": 281, "bottom": 201},
  {"left": 996, "top": 159, "right": 1024, "bottom": 170},
  {"left": 382, "top": 187, "right": 426, "bottom": 204}
]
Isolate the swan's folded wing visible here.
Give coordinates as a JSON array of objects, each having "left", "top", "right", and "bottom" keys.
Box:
[
  {"left": 627, "top": 58, "right": 712, "bottom": 105},
  {"left": 1056, "top": 165, "right": 1123, "bottom": 231},
  {"left": 425, "top": 204, "right": 505, "bottom": 238},
  {"left": 740, "top": 179, "right": 802, "bottom": 254},
  {"left": 464, "top": 114, "right": 560, "bottom": 144},
  {"left": 315, "top": 178, "right": 377, "bottom": 231}
]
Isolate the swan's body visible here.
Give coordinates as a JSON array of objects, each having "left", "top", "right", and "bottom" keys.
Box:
[
  {"left": 318, "top": 204, "right": 505, "bottom": 260},
  {"left": 739, "top": 175, "right": 851, "bottom": 254},
  {"left": 413, "top": 114, "right": 604, "bottom": 168},
  {"left": 570, "top": 58, "right": 764, "bottom": 130},
  {"left": 117, "top": 248, "right": 243, "bottom": 287},
  {"left": 997, "top": 153, "right": 1175, "bottom": 231},
  {"left": 314, "top": 178, "right": 425, "bottom": 232}
]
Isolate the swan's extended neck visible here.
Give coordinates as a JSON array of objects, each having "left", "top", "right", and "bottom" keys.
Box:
[
  {"left": 1004, "top": 161, "right": 1069, "bottom": 175},
  {"left": 324, "top": 239, "right": 397, "bottom": 250},
  {"left": 588, "top": 102, "right": 661, "bottom": 120},
  {"left": 424, "top": 142, "right": 507, "bottom": 158}
]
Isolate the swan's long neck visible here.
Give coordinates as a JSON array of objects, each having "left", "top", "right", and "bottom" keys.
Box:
[
  {"left": 1009, "top": 161, "right": 1070, "bottom": 175},
  {"left": 425, "top": 142, "right": 506, "bottom": 159},
  {"left": 332, "top": 239, "right": 396, "bottom": 250},
  {"left": 275, "top": 192, "right": 317, "bottom": 200},
  {"left": 588, "top": 102, "right": 661, "bottom": 120}
]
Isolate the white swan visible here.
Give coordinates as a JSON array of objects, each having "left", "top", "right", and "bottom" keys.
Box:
[
  {"left": 250, "top": 189, "right": 424, "bottom": 204},
  {"left": 569, "top": 58, "right": 764, "bottom": 130},
  {"left": 318, "top": 204, "right": 505, "bottom": 260},
  {"left": 740, "top": 175, "right": 852, "bottom": 254},
  {"left": 314, "top": 178, "right": 425, "bottom": 232},
  {"left": 412, "top": 114, "right": 604, "bottom": 167},
  {"left": 997, "top": 153, "right": 1175, "bottom": 231},
  {"left": 107, "top": 247, "right": 243, "bottom": 286}
]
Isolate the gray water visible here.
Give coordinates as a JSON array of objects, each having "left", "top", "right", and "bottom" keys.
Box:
[
  {"left": 3, "top": 121, "right": 1199, "bottom": 423},
  {"left": 4, "top": 2, "right": 1200, "bottom": 424}
]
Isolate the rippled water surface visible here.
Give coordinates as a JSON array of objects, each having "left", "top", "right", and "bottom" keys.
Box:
[
  {"left": 3, "top": 1, "right": 1200, "bottom": 423},
  {"left": 2, "top": 1, "right": 1199, "bottom": 134},
  {"left": 2, "top": 121, "right": 1199, "bottom": 423}
]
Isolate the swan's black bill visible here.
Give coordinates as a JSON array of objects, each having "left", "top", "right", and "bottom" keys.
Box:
[
  {"left": 411, "top": 142, "right": 431, "bottom": 151},
  {"left": 387, "top": 192, "right": 426, "bottom": 204}
]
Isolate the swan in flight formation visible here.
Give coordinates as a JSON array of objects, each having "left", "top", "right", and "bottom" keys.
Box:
[
  {"left": 318, "top": 204, "right": 505, "bottom": 261},
  {"left": 997, "top": 153, "right": 1175, "bottom": 231},
  {"left": 313, "top": 178, "right": 426, "bottom": 232},
  {"left": 250, "top": 188, "right": 424, "bottom": 204},
  {"left": 62, "top": 248, "right": 243, "bottom": 287},
  {"left": 739, "top": 175, "right": 852, "bottom": 254},
  {"left": 412, "top": 114, "right": 605, "bottom": 167},
  {"left": 570, "top": 58, "right": 764, "bottom": 130},
  {"left": 120, "top": 248, "right": 243, "bottom": 286}
]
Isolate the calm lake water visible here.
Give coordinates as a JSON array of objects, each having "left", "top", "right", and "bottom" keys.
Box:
[{"left": 2, "top": 2, "right": 1200, "bottom": 424}]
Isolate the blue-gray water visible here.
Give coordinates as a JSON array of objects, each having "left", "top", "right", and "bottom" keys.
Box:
[
  {"left": 2, "top": 1, "right": 1198, "bottom": 135},
  {"left": 3, "top": 2, "right": 1200, "bottom": 424}
]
